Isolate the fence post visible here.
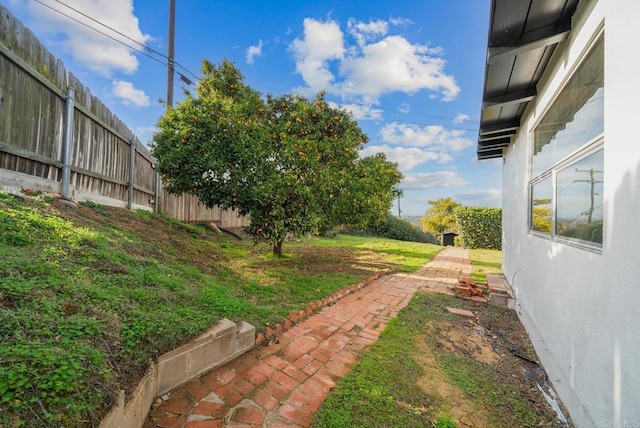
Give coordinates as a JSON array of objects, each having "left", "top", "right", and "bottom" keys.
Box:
[
  {"left": 154, "top": 170, "right": 160, "bottom": 213},
  {"left": 128, "top": 139, "right": 135, "bottom": 209},
  {"left": 61, "top": 86, "right": 75, "bottom": 199}
]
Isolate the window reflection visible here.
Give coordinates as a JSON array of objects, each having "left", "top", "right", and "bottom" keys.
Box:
[
  {"left": 533, "top": 37, "right": 604, "bottom": 176},
  {"left": 556, "top": 149, "right": 604, "bottom": 245},
  {"left": 531, "top": 176, "right": 553, "bottom": 234}
]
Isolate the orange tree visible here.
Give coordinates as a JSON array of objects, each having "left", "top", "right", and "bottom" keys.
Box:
[
  {"left": 420, "top": 197, "right": 461, "bottom": 242},
  {"left": 153, "top": 60, "right": 401, "bottom": 255}
]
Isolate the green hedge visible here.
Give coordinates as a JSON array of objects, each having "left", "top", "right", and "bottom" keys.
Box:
[{"left": 454, "top": 207, "right": 502, "bottom": 250}]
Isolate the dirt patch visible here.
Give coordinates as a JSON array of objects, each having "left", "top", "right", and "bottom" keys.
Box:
[
  {"left": 412, "top": 294, "right": 570, "bottom": 427},
  {"left": 435, "top": 320, "right": 502, "bottom": 365},
  {"left": 414, "top": 336, "right": 494, "bottom": 427}
]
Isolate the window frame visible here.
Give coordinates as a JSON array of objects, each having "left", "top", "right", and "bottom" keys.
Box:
[{"left": 528, "top": 31, "right": 604, "bottom": 253}]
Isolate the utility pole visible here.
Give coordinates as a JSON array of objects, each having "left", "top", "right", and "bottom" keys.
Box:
[
  {"left": 396, "top": 183, "right": 402, "bottom": 218},
  {"left": 574, "top": 168, "right": 603, "bottom": 223},
  {"left": 166, "top": 0, "right": 176, "bottom": 108}
]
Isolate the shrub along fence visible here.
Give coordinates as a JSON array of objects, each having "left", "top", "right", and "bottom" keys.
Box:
[{"left": 0, "top": 5, "right": 247, "bottom": 228}]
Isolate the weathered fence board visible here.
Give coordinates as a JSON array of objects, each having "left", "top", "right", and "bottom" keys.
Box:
[{"left": 0, "top": 4, "right": 248, "bottom": 228}]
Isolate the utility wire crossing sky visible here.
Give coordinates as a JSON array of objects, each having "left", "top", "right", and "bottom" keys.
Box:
[{"left": 5, "top": 0, "right": 502, "bottom": 217}]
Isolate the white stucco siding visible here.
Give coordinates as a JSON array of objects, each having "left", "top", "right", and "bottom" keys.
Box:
[{"left": 501, "top": 0, "right": 640, "bottom": 427}]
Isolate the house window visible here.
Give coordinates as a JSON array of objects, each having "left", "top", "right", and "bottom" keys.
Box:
[
  {"left": 531, "top": 175, "right": 552, "bottom": 234},
  {"left": 556, "top": 149, "right": 603, "bottom": 245},
  {"left": 529, "top": 34, "right": 604, "bottom": 250}
]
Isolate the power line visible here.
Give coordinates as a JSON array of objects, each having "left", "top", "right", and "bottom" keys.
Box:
[{"left": 32, "top": 0, "right": 199, "bottom": 80}]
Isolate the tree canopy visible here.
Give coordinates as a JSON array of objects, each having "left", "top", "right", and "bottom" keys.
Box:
[
  {"left": 152, "top": 59, "right": 402, "bottom": 255},
  {"left": 420, "top": 197, "right": 460, "bottom": 240}
]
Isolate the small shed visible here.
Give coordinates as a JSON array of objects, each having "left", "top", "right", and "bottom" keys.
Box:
[{"left": 441, "top": 231, "right": 458, "bottom": 246}]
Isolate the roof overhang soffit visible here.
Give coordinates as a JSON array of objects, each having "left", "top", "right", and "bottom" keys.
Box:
[{"left": 488, "top": 17, "right": 572, "bottom": 61}]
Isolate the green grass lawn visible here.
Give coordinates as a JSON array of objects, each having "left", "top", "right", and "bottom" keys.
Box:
[
  {"left": 468, "top": 248, "right": 503, "bottom": 283},
  {"left": 0, "top": 191, "right": 441, "bottom": 427}
]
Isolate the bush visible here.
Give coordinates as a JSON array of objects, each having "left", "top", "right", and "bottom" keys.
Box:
[
  {"left": 366, "top": 215, "right": 438, "bottom": 244},
  {"left": 454, "top": 207, "right": 502, "bottom": 250}
]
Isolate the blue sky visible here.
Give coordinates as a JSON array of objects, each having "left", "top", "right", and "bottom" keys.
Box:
[{"left": 5, "top": 0, "right": 502, "bottom": 217}]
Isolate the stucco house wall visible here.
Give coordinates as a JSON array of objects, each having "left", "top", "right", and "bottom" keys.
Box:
[{"left": 501, "top": 1, "right": 640, "bottom": 426}]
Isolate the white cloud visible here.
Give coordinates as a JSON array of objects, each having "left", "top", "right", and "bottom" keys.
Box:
[
  {"left": 389, "top": 16, "right": 413, "bottom": 27},
  {"left": 454, "top": 189, "right": 503, "bottom": 207},
  {"left": 111, "top": 80, "right": 150, "bottom": 107},
  {"left": 347, "top": 18, "right": 388, "bottom": 47},
  {"left": 453, "top": 113, "right": 470, "bottom": 124},
  {"left": 361, "top": 145, "right": 450, "bottom": 171},
  {"left": 381, "top": 122, "right": 473, "bottom": 152},
  {"left": 22, "top": 0, "right": 152, "bottom": 76},
  {"left": 330, "top": 101, "right": 382, "bottom": 120},
  {"left": 402, "top": 171, "right": 468, "bottom": 190},
  {"left": 291, "top": 18, "right": 344, "bottom": 94},
  {"left": 339, "top": 35, "right": 459, "bottom": 100},
  {"left": 290, "top": 17, "right": 459, "bottom": 105},
  {"left": 246, "top": 40, "right": 263, "bottom": 65}
]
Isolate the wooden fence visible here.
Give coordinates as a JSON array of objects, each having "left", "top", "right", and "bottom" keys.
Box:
[{"left": 0, "top": 5, "right": 247, "bottom": 228}]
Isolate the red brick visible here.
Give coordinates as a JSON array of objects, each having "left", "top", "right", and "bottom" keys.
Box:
[
  {"left": 325, "top": 360, "right": 350, "bottom": 377},
  {"left": 454, "top": 286, "right": 473, "bottom": 296},
  {"left": 459, "top": 277, "right": 476, "bottom": 287},
  {"left": 288, "top": 312, "right": 299, "bottom": 322},
  {"left": 445, "top": 307, "right": 475, "bottom": 318},
  {"left": 162, "top": 397, "right": 193, "bottom": 415},
  {"left": 185, "top": 421, "right": 223, "bottom": 428},
  {"left": 273, "top": 371, "right": 299, "bottom": 391},
  {"left": 219, "top": 369, "right": 236, "bottom": 383},
  {"left": 253, "top": 388, "right": 279, "bottom": 410},
  {"left": 284, "top": 319, "right": 293, "bottom": 329},
  {"left": 247, "top": 370, "right": 268, "bottom": 386},
  {"left": 310, "top": 371, "right": 337, "bottom": 389},
  {"left": 255, "top": 333, "right": 267, "bottom": 346},
  {"left": 185, "top": 381, "right": 209, "bottom": 401},
  {"left": 232, "top": 407, "right": 265, "bottom": 425},
  {"left": 192, "top": 401, "right": 227, "bottom": 418},
  {"left": 201, "top": 373, "right": 225, "bottom": 391},
  {"left": 252, "top": 362, "right": 276, "bottom": 378},
  {"left": 301, "top": 379, "right": 328, "bottom": 399},
  {"left": 228, "top": 357, "right": 251, "bottom": 374},
  {"left": 229, "top": 377, "right": 256, "bottom": 395},
  {"left": 263, "top": 379, "right": 290, "bottom": 400},
  {"left": 155, "top": 414, "right": 187, "bottom": 428},
  {"left": 279, "top": 403, "right": 313, "bottom": 426},
  {"left": 302, "top": 358, "right": 323, "bottom": 375},
  {"left": 288, "top": 390, "right": 324, "bottom": 412},
  {"left": 292, "top": 353, "right": 314, "bottom": 370},
  {"left": 213, "top": 385, "right": 243, "bottom": 406},
  {"left": 283, "top": 364, "right": 307, "bottom": 383},
  {"left": 264, "top": 355, "right": 288, "bottom": 370},
  {"left": 275, "top": 323, "right": 284, "bottom": 333},
  {"left": 308, "top": 349, "right": 330, "bottom": 363},
  {"left": 266, "top": 327, "right": 275, "bottom": 337}
]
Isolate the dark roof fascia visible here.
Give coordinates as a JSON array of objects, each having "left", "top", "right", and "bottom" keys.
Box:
[{"left": 476, "top": 0, "right": 580, "bottom": 160}]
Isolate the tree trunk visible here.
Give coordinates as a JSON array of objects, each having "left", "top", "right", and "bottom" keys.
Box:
[{"left": 273, "top": 239, "right": 284, "bottom": 257}]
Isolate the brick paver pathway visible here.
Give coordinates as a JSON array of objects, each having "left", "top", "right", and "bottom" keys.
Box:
[{"left": 148, "top": 247, "right": 470, "bottom": 428}]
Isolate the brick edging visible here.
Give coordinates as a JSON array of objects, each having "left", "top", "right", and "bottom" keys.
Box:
[{"left": 254, "top": 269, "right": 389, "bottom": 346}]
